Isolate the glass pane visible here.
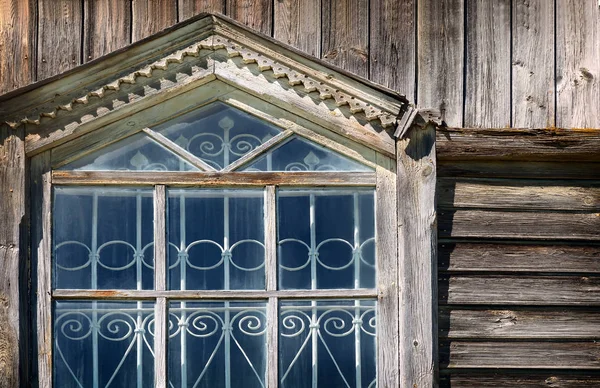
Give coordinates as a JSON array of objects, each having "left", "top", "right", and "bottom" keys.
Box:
[
  {"left": 279, "top": 300, "right": 376, "bottom": 388},
  {"left": 278, "top": 189, "right": 376, "bottom": 290},
  {"left": 242, "top": 137, "right": 372, "bottom": 172},
  {"left": 53, "top": 187, "right": 154, "bottom": 290},
  {"left": 60, "top": 132, "right": 199, "bottom": 171},
  {"left": 54, "top": 300, "right": 155, "bottom": 388},
  {"left": 168, "top": 301, "right": 267, "bottom": 388},
  {"left": 154, "top": 102, "right": 281, "bottom": 170},
  {"left": 168, "top": 190, "right": 265, "bottom": 290}
]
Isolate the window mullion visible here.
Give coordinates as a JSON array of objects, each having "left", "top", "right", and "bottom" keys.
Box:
[
  {"left": 154, "top": 185, "right": 167, "bottom": 388},
  {"left": 38, "top": 167, "right": 53, "bottom": 388},
  {"left": 265, "top": 185, "right": 278, "bottom": 388}
]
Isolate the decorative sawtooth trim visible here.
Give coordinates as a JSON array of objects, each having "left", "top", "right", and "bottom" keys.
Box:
[{"left": 4, "top": 33, "right": 400, "bottom": 131}]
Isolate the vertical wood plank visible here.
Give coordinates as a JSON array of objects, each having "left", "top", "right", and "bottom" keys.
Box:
[
  {"left": 265, "top": 186, "right": 277, "bottom": 292},
  {"left": 0, "top": 0, "right": 36, "bottom": 94},
  {"left": 273, "top": 0, "right": 320, "bottom": 57},
  {"left": 226, "top": 0, "right": 273, "bottom": 35},
  {"left": 376, "top": 154, "right": 399, "bottom": 388},
  {"left": 417, "top": 0, "right": 464, "bottom": 127},
  {"left": 322, "top": 0, "right": 369, "bottom": 78},
  {"left": 556, "top": 0, "right": 600, "bottom": 128},
  {"left": 512, "top": 0, "right": 554, "bottom": 128},
  {"left": 267, "top": 297, "right": 278, "bottom": 388},
  {"left": 464, "top": 0, "right": 511, "bottom": 127},
  {"left": 131, "top": 0, "right": 177, "bottom": 42},
  {"left": 397, "top": 123, "right": 438, "bottom": 388},
  {"left": 155, "top": 297, "right": 167, "bottom": 388},
  {"left": 179, "top": 0, "right": 225, "bottom": 21},
  {"left": 83, "top": 0, "right": 131, "bottom": 63},
  {"left": 154, "top": 185, "right": 166, "bottom": 292},
  {"left": 0, "top": 125, "right": 26, "bottom": 388},
  {"left": 37, "top": 0, "right": 83, "bottom": 80},
  {"left": 370, "top": 0, "right": 415, "bottom": 99}
]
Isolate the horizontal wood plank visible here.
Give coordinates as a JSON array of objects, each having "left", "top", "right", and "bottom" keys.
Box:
[
  {"left": 51, "top": 171, "right": 376, "bottom": 187},
  {"left": 437, "top": 128, "right": 600, "bottom": 161},
  {"left": 439, "top": 243, "right": 600, "bottom": 273},
  {"left": 439, "top": 275, "right": 600, "bottom": 306},
  {"left": 440, "top": 373, "right": 600, "bottom": 388},
  {"left": 440, "top": 341, "right": 600, "bottom": 369},
  {"left": 438, "top": 161, "right": 600, "bottom": 180},
  {"left": 439, "top": 209, "right": 600, "bottom": 240},
  {"left": 439, "top": 308, "right": 600, "bottom": 339},
  {"left": 438, "top": 179, "right": 600, "bottom": 211}
]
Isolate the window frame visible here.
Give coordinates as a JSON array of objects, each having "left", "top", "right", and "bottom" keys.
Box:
[{"left": 32, "top": 102, "right": 399, "bottom": 388}]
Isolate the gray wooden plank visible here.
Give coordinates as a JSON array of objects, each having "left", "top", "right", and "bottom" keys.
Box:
[
  {"left": 441, "top": 373, "right": 600, "bottom": 388},
  {"left": 154, "top": 185, "right": 166, "bottom": 291},
  {"left": 264, "top": 186, "right": 277, "bottom": 292},
  {"left": 440, "top": 308, "right": 600, "bottom": 339},
  {"left": 37, "top": 0, "right": 83, "bottom": 80},
  {"left": 437, "top": 178, "right": 600, "bottom": 211},
  {"left": 273, "top": 0, "right": 320, "bottom": 57},
  {"left": 0, "top": 0, "right": 36, "bottom": 94},
  {"left": 512, "top": 0, "right": 555, "bottom": 128},
  {"left": 53, "top": 289, "right": 379, "bottom": 299},
  {"left": 464, "top": 0, "right": 511, "bottom": 127},
  {"left": 417, "top": 0, "right": 464, "bottom": 126},
  {"left": 266, "top": 297, "right": 278, "bottom": 388},
  {"left": 370, "top": 0, "right": 415, "bottom": 98},
  {"left": 440, "top": 341, "right": 600, "bottom": 369},
  {"left": 83, "top": 0, "right": 131, "bottom": 62},
  {"left": 154, "top": 298, "right": 167, "bottom": 388},
  {"left": 131, "top": 0, "right": 177, "bottom": 42},
  {"left": 556, "top": 0, "right": 600, "bottom": 128},
  {"left": 397, "top": 123, "right": 438, "bottom": 387},
  {"left": 179, "top": 0, "right": 224, "bottom": 21},
  {"left": 438, "top": 209, "right": 600, "bottom": 240},
  {"left": 226, "top": 0, "right": 272, "bottom": 35},
  {"left": 438, "top": 161, "right": 600, "bottom": 180},
  {"left": 439, "top": 275, "right": 600, "bottom": 305},
  {"left": 439, "top": 243, "right": 600, "bottom": 274},
  {"left": 322, "top": 0, "right": 369, "bottom": 78}
]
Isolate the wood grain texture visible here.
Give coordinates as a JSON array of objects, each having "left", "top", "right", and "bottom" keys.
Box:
[
  {"left": 438, "top": 178, "right": 600, "bottom": 211},
  {"left": 464, "top": 0, "right": 511, "bottom": 127},
  {"left": 417, "top": 0, "right": 464, "bottom": 126},
  {"left": 438, "top": 243, "right": 600, "bottom": 274},
  {"left": 179, "top": 0, "right": 224, "bottom": 21},
  {"left": 441, "top": 373, "right": 600, "bottom": 388},
  {"left": 226, "top": 0, "right": 272, "bottom": 35},
  {"left": 439, "top": 275, "right": 600, "bottom": 305},
  {"left": 131, "top": 0, "right": 177, "bottom": 42},
  {"left": 439, "top": 308, "right": 600, "bottom": 339},
  {"left": 154, "top": 185, "right": 166, "bottom": 291},
  {"left": 322, "top": 0, "right": 369, "bottom": 78},
  {"left": 264, "top": 186, "right": 276, "bottom": 292},
  {"left": 0, "top": 0, "right": 35, "bottom": 94},
  {"left": 37, "top": 0, "right": 82, "bottom": 80},
  {"left": 83, "top": 0, "right": 131, "bottom": 62},
  {"left": 556, "top": 0, "right": 600, "bottom": 128},
  {"left": 439, "top": 209, "right": 600, "bottom": 240},
  {"left": 370, "top": 0, "right": 415, "bottom": 98},
  {"left": 273, "top": 0, "right": 320, "bottom": 57},
  {"left": 154, "top": 298, "right": 167, "bottom": 388},
  {"left": 440, "top": 341, "right": 600, "bottom": 369},
  {"left": 438, "top": 161, "right": 600, "bottom": 180},
  {"left": 512, "top": 0, "right": 555, "bottom": 128},
  {"left": 0, "top": 125, "right": 25, "bottom": 388},
  {"left": 397, "top": 124, "right": 438, "bottom": 387}
]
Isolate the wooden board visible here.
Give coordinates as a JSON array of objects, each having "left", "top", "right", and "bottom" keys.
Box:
[
  {"left": 464, "top": 0, "right": 511, "bottom": 127},
  {"left": 226, "top": 0, "right": 272, "bottom": 35},
  {"left": 0, "top": 0, "right": 36, "bottom": 95},
  {"left": 83, "top": 0, "right": 131, "bottom": 62},
  {"left": 179, "top": 0, "right": 224, "bottom": 21},
  {"left": 512, "top": 0, "right": 555, "bottom": 128},
  {"left": 556, "top": 0, "right": 600, "bottom": 128},
  {"left": 438, "top": 161, "right": 600, "bottom": 180},
  {"left": 131, "top": 0, "right": 177, "bottom": 42},
  {"left": 370, "top": 0, "right": 415, "bottom": 98},
  {"left": 273, "top": 0, "right": 320, "bottom": 57},
  {"left": 37, "top": 0, "right": 82, "bottom": 80},
  {"left": 439, "top": 275, "right": 600, "bottom": 306},
  {"left": 417, "top": 0, "right": 464, "bottom": 126},
  {"left": 322, "top": 0, "right": 369, "bottom": 78},
  {"left": 439, "top": 209, "right": 600, "bottom": 240},
  {"left": 438, "top": 178, "right": 600, "bottom": 211},
  {"left": 440, "top": 341, "right": 600, "bottom": 369},
  {"left": 438, "top": 242, "right": 600, "bottom": 274},
  {"left": 439, "top": 308, "right": 600, "bottom": 339},
  {"left": 441, "top": 373, "right": 600, "bottom": 388}
]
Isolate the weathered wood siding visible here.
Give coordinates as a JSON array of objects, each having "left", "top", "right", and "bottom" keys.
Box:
[
  {"left": 1, "top": 0, "right": 599, "bottom": 128},
  {"left": 437, "top": 129, "right": 600, "bottom": 386}
]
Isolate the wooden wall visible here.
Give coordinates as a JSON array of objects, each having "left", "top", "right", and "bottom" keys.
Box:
[{"left": 1, "top": 0, "right": 599, "bottom": 128}]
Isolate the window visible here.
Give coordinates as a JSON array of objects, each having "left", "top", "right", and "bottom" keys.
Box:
[{"left": 39, "top": 100, "right": 397, "bottom": 387}]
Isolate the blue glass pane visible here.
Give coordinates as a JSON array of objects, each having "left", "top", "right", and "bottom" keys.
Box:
[
  {"left": 60, "top": 132, "right": 198, "bottom": 171},
  {"left": 154, "top": 102, "right": 281, "bottom": 170}
]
